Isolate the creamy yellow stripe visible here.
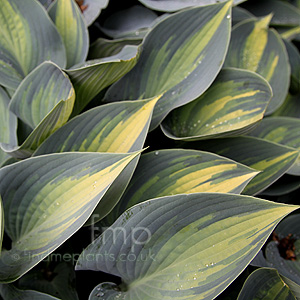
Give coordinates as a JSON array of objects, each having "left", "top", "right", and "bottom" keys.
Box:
[
  {"left": 265, "top": 55, "right": 279, "bottom": 81},
  {"left": 250, "top": 151, "right": 297, "bottom": 170},
  {"left": 20, "top": 154, "right": 136, "bottom": 237},
  {"left": 147, "top": 1, "right": 231, "bottom": 94},
  {"left": 133, "top": 205, "right": 295, "bottom": 295},
  {"left": 164, "top": 165, "right": 256, "bottom": 194},
  {"left": 103, "top": 97, "right": 159, "bottom": 152},
  {"left": 194, "top": 90, "right": 259, "bottom": 126},
  {"left": 243, "top": 15, "right": 272, "bottom": 72}
]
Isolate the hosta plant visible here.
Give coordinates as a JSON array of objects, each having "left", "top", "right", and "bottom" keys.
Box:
[{"left": 0, "top": 0, "right": 300, "bottom": 299}]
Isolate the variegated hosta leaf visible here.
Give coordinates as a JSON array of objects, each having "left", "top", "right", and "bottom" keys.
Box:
[
  {"left": 0, "top": 196, "right": 3, "bottom": 255},
  {"left": 81, "top": 0, "right": 109, "bottom": 26},
  {"left": 34, "top": 97, "right": 159, "bottom": 223},
  {"left": 10, "top": 62, "right": 74, "bottom": 129},
  {"left": 100, "top": 5, "right": 158, "bottom": 39},
  {"left": 66, "top": 45, "right": 139, "bottom": 115},
  {"left": 48, "top": 0, "right": 89, "bottom": 68},
  {"left": 19, "top": 262, "right": 79, "bottom": 300},
  {"left": 138, "top": 0, "right": 245, "bottom": 12},
  {"left": 34, "top": 97, "right": 158, "bottom": 155},
  {"left": 0, "top": 151, "right": 139, "bottom": 282},
  {"left": 106, "top": 149, "right": 258, "bottom": 223},
  {"left": 242, "top": 0, "right": 300, "bottom": 27},
  {"left": 0, "top": 0, "right": 66, "bottom": 90},
  {"left": 224, "top": 16, "right": 290, "bottom": 115},
  {"left": 284, "top": 39, "right": 300, "bottom": 94},
  {"left": 237, "top": 268, "right": 297, "bottom": 300},
  {"left": 161, "top": 68, "right": 272, "bottom": 141},
  {"left": 0, "top": 284, "right": 60, "bottom": 300},
  {"left": 76, "top": 193, "right": 298, "bottom": 300},
  {"left": 0, "top": 87, "right": 17, "bottom": 166},
  {"left": 88, "top": 38, "right": 142, "bottom": 60},
  {"left": 186, "top": 136, "right": 299, "bottom": 195},
  {"left": 1, "top": 62, "right": 75, "bottom": 159},
  {"left": 272, "top": 93, "right": 300, "bottom": 119},
  {"left": 105, "top": 2, "right": 232, "bottom": 130},
  {"left": 249, "top": 117, "right": 300, "bottom": 176}
]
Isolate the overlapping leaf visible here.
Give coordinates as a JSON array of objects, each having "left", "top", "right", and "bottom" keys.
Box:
[
  {"left": 88, "top": 38, "right": 142, "bottom": 60},
  {"left": 272, "top": 93, "right": 300, "bottom": 118},
  {"left": 224, "top": 16, "right": 290, "bottom": 114},
  {"left": 261, "top": 175, "right": 300, "bottom": 196},
  {"left": 161, "top": 68, "right": 272, "bottom": 141},
  {"left": 0, "top": 86, "right": 17, "bottom": 166},
  {"left": 237, "top": 268, "right": 297, "bottom": 300},
  {"left": 0, "top": 0, "right": 66, "bottom": 90},
  {"left": 138, "top": 0, "right": 245, "bottom": 12},
  {"left": 100, "top": 5, "right": 158, "bottom": 39},
  {"left": 242, "top": 0, "right": 300, "bottom": 27},
  {"left": 0, "top": 151, "right": 139, "bottom": 282},
  {"left": 1, "top": 62, "right": 75, "bottom": 159},
  {"left": 81, "top": 0, "right": 109, "bottom": 26},
  {"left": 76, "top": 193, "right": 297, "bottom": 300},
  {"left": 38, "top": 0, "right": 53, "bottom": 9},
  {"left": 48, "top": 0, "right": 89, "bottom": 68},
  {"left": 187, "top": 136, "right": 299, "bottom": 195},
  {"left": 0, "top": 284, "right": 60, "bottom": 300},
  {"left": 105, "top": 2, "right": 232, "bottom": 130},
  {"left": 107, "top": 148, "right": 258, "bottom": 223},
  {"left": 66, "top": 45, "right": 139, "bottom": 115},
  {"left": 34, "top": 97, "right": 158, "bottom": 223},
  {"left": 249, "top": 117, "right": 300, "bottom": 175},
  {"left": 232, "top": 7, "right": 255, "bottom": 26}
]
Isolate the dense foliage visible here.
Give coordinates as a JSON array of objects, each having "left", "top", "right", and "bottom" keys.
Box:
[{"left": 0, "top": 0, "right": 300, "bottom": 299}]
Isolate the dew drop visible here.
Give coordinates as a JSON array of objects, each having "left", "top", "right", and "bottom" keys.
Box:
[
  {"left": 155, "top": 151, "right": 159, "bottom": 155},
  {"left": 227, "top": 14, "right": 231, "bottom": 19},
  {"left": 56, "top": 202, "right": 60, "bottom": 206},
  {"left": 96, "top": 291, "right": 104, "bottom": 297},
  {"left": 205, "top": 124, "right": 209, "bottom": 127},
  {"left": 172, "top": 91, "right": 176, "bottom": 95}
]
